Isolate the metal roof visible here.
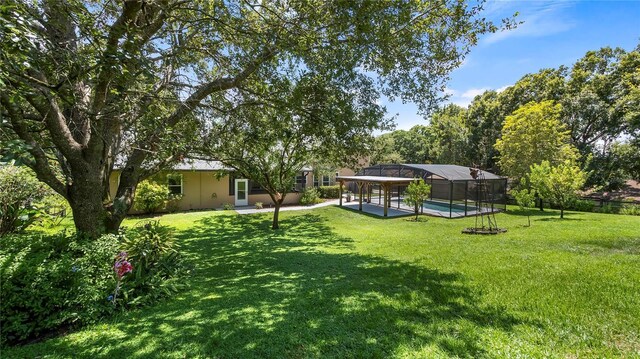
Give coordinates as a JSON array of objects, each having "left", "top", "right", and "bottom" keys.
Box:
[
  {"left": 171, "top": 159, "right": 231, "bottom": 171},
  {"left": 116, "top": 158, "right": 313, "bottom": 172},
  {"left": 336, "top": 175, "right": 419, "bottom": 184},
  {"left": 360, "top": 164, "right": 503, "bottom": 181},
  {"left": 403, "top": 164, "right": 503, "bottom": 181}
]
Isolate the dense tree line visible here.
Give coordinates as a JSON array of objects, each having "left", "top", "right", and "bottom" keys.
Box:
[{"left": 372, "top": 44, "right": 640, "bottom": 190}]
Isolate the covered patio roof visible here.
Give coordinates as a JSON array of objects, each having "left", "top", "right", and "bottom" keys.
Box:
[{"left": 335, "top": 175, "right": 419, "bottom": 217}]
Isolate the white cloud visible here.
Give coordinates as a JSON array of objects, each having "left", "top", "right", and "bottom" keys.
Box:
[
  {"left": 496, "top": 85, "right": 511, "bottom": 93},
  {"left": 443, "top": 87, "right": 457, "bottom": 96},
  {"left": 482, "top": 1, "right": 577, "bottom": 45},
  {"left": 461, "top": 88, "right": 488, "bottom": 99},
  {"left": 444, "top": 85, "right": 511, "bottom": 107}
]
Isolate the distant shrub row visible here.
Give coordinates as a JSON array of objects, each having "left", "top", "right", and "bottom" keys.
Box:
[{"left": 317, "top": 185, "right": 341, "bottom": 199}]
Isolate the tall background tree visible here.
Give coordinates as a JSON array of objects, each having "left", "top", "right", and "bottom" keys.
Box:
[
  {"left": 372, "top": 43, "right": 639, "bottom": 190},
  {"left": 494, "top": 100, "right": 578, "bottom": 183},
  {"left": 0, "top": 0, "right": 512, "bottom": 236}
]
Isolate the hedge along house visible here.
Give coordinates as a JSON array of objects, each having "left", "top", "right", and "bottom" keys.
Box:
[
  {"left": 109, "top": 159, "right": 355, "bottom": 212},
  {"left": 338, "top": 163, "right": 507, "bottom": 218}
]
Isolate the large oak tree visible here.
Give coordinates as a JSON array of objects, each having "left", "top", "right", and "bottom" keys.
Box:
[{"left": 0, "top": 0, "right": 510, "bottom": 236}]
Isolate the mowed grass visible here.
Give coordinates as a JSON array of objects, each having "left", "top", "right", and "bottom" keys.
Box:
[{"left": 4, "top": 206, "right": 640, "bottom": 358}]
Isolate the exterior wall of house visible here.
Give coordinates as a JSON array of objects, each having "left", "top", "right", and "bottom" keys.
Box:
[
  {"left": 109, "top": 170, "right": 303, "bottom": 213},
  {"left": 306, "top": 167, "right": 356, "bottom": 187}
]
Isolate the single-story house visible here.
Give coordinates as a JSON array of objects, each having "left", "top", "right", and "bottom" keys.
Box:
[{"left": 109, "top": 160, "right": 356, "bottom": 211}]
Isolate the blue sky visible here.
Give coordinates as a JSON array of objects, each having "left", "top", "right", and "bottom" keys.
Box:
[{"left": 385, "top": 0, "right": 640, "bottom": 131}]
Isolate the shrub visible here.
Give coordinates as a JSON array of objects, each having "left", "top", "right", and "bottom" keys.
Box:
[
  {"left": 119, "top": 221, "right": 187, "bottom": 307},
  {"left": 595, "top": 203, "right": 618, "bottom": 214},
  {"left": 620, "top": 204, "right": 640, "bottom": 216},
  {"left": 0, "top": 232, "right": 119, "bottom": 344},
  {"left": 317, "top": 185, "right": 341, "bottom": 198},
  {"left": 300, "top": 187, "right": 322, "bottom": 205},
  {"left": 569, "top": 199, "right": 595, "bottom": 212},
  {"left": 165, "top": 193, "right": 183, "bottom": 213},
  {"left": 404, "top": 179, "right": 432, "bottom": 221},
  {"left": 0, "top": 163, "right": 50, "bottom": 235},
  {"left": 36, "top": 192, "right": 70, "bottom": 228},
  {"left": 134, "top": 180, "right": 170, "bottom": 213},
  {"left": 255, "top": 202, "right": 264, "bottom": 209},
  {"left": 222, "top": 203, "right": 234, "bottom": 210},
  {"left": 0, "top": 222, "right": 189, "bottom": 344}
]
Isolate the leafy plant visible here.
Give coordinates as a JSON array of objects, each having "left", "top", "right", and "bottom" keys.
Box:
[
  {"left": 596, "top": 203, "right": 615, "bottom": 214},
  {"left": 511, "top": 188, "right": 536, "bottom": 226},
  {"left": 317, "top": 186, "right": 341, "bottom": 199},
  {"left": 222, "top": 203, "right": 234, "bottom": 210},
  {"left": 36, "top": 192, "right": 70, "bottom": 228},
  {"left": 620, "top": 204, "right": 640, "bottom": 216},
  {"left": 118, "top": 221, "right": 187, "bottom": 307},
  {"left": 0, "top": 232, "right": 120, "bottom": 344},
  {"left": 255, "top": 202, "right": 264, "bottom": 209},
  {"left": 529, "top": 160, "right": 587, "bottom": 219},
  {"left": 165, "top": 194, "right": 183, "bottom": 213},
  {"left": 404, "top": 179, "right": 432, "bottom": 221},
  {"left": 300, "top": 188, "right": 322, "bottom": 206},
  {"left": 0, "top": 163, "right": 50, "bottom": 235},
  {"left": 570, "top": 199, "right": 596, "bottom": 213},
  {"left": 134, "top": 180, "right": 170, "bottom": 214}
]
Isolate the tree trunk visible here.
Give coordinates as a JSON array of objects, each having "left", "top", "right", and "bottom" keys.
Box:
[
  {"left": 67, "top": 178, "right": 108, "bottom": 238},
  {"left": 272, "top": 201, "right": 282, "bottom": 229},
  {"left": 527, "top": 215, "right": 531, "bottom": 227},
  {"left": 67, "top": 164, "right": 138, "bottom": 237},
  {"left": 560, "top": 208, "right": 564, "bottom": 219}
]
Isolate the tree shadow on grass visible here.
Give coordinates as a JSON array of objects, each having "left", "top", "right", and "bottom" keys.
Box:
[
  {"left": 506, "top": 209, "right": 564, "bottom": 218},
  {"left": 12, "top": 212, "right": 526, "bottom": 358},
  {"left": 536, "top": 217, "right": 585, "bottom": 222}
]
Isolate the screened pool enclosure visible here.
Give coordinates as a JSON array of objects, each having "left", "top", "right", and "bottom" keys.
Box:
[{"left": 337, "top": 164, "right": 507, "bottom": 218}]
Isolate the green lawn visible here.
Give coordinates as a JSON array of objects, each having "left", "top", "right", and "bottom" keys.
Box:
[{"left": 5, "top": 206, "right": 640, "bottom": 358}]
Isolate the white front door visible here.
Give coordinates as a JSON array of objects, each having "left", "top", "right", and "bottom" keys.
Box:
[{"left": 234, "top": 179, "right": 249, "bottom": 206}]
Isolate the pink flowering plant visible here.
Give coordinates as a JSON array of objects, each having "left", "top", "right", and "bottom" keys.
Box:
[{"left": 110, "top": 251, "right": 133, "bottom": 306}]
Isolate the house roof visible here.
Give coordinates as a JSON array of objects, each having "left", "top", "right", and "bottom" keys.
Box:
[
  {"left": 171, "top": 159, "right": 231, "bottom": 171},
  {"left": 116, "top": 158, "right": 314, "bottom": 172}
]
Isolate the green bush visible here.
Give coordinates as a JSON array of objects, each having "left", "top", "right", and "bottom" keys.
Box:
[
  {"left": 134, "top": 180, "right": 170, "bottom": 213},
  {"left": 317, "top": 185, "right": 341, "bottom": 199},
  {"left": 119, "top": 221, "right": 187, "bottom": 307},
  {"left": 0, "top": 222, "right": 189, "bottom": 344},
  {"left": 0, "top": 163, "right": 50, "bottom": 235},
  {"left": 255, "top": 202, "right": 264, "bottom": 209},
  {"left": 35, "top": 192, "right": 70, "bottom": 228},
  {"left": 620, "top": 204, "right": 640, "bottom": 216},
  {"left": 165, "top": 193, "right": 183, "bottom": 213},
  {"left": 222, "top": 203, "right": 234, "bottom": 210},
  {"left": 0, "top": 232, "right": 119, "bottom": 344},
  {"left": 569, "top": 199, "right": 596, "bottom": 212},
  {"left": 300, "top": 187, "right": 322, "bottom": 205},
  {"left": 595, "top": 203, "right": 618, "bottom": 214}
]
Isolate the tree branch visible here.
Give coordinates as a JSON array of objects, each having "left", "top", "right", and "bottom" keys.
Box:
[{"left": 1, "top": 94, "right": 67, "bottom": 197}]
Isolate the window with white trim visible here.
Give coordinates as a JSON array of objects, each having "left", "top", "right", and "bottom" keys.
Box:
[{"left": 167, "top": 173, "right": 183, "bottom": 195}]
